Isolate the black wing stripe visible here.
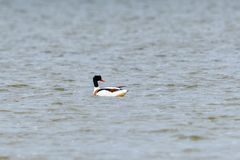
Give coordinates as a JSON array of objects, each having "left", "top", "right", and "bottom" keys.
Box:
[{"left": 98, "top": 88, "right": 120, "bottom": 93}]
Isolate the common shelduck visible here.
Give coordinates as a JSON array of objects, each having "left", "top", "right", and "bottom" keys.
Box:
[{"left": 93, "top": 75, "right": 128, "bottom": 97}]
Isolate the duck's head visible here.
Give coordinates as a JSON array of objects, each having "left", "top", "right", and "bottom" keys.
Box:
[{"left": 93, "top": 75, "right": 105, "bottom": 87}]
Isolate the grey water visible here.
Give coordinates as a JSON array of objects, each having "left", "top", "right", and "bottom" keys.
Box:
[{"left": 1, "top": 0, "right": 240, "bottom": 159}]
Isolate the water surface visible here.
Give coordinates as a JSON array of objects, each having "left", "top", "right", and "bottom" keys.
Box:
[{"left": 1, "top": 0, "right": 240, "bottom": 159}]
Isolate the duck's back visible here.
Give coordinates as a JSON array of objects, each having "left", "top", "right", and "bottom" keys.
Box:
[{"left": 94, "top": 87, "right": 128, "bottom": 97}]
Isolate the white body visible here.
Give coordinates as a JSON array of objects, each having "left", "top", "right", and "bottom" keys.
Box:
[{"left": 93, "top": 87, "right": 128, "bottom": 97}]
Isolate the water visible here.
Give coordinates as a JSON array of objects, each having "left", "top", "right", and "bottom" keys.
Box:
[{"left": 1, "top": 0, "right": 240, "bottom": 159}]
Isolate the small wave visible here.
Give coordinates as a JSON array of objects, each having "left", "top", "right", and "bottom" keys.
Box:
[
  {"left": 7, "top": 84, "right": 29, "bottom": 88},
  {"left": 175, "top": 134, "right": 205, "bottom": 141},
  {"left": 54, "top": 87, "right": 65, "bottom": 91},
  {"left": 0, "top": 156, "right": 10, "bottom": 160}
]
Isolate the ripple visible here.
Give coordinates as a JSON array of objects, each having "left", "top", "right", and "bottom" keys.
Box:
[
  {"left": 0, "top": 110, "right": 11, "bottom": 113},
  {"left": 166, "top": 84, "right": 176, "bottom": 87},
  {"left": 132, "top": 83, "right": 141, "bottom": 86},
  {"left": 13, "top": 111, "right": 33, "bottom": 115},
  {"left": 208, "top": 116, "right": 217, "bottom": 121},
  {"left": 54, "top": 87, "right": 65, "bottom": 91},
  {"left": 155, "top": 54, "right": 167, "bottom": 58},
  {"left": 51, "top": 117, "right": 72, "bottom": 122},
  {"left": 7, "top": 84, "right": 29, "bottom": 88},
  {"left": 183, "top": 84, "right": 199, "bottom": 89},
  {"left": 225, "top": 97, "right": 240, "bottom": 101},
  {"left": 0, "top": 89, "right": 9, "bottom": 92},
  {"left": 52, "top": 102, "right": 63, "bottom": 105},
  {"left": 63, "top": 79, "right": 75, "bottom": 82},
  {"left": 224, "top": 102, "right": 240, "bottom": 106},
  {"left": 176, "top": 135, "right": 205, "bottom": 141},
  {"left": 188, "top": 71, "right": 199, "bottom": 75},
  {"left": 130, "top": 67, "right": 142, "bottom": 71},
  {"left": 183, "top": 148, "right": 201, "bottom": 153},
  {"left": 0, "top": 156, "right": 10, "bottom": 160},
  {"left": 146, "top": 94, "right": 156, "bottom": 97},
  {"left": 147, "top": 128, "right": 178, "bottom": 133}
]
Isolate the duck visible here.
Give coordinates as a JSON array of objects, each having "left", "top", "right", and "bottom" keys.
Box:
[{"left": 93, "top": 75, "right": 128, "bottom": 97}]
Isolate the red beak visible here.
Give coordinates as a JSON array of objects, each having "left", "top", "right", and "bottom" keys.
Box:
[{"left": 100, "top": 79, "right": 105, "bottom": 82}]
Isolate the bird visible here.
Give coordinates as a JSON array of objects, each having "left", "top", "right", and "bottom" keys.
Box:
[{"left": 92, "top": 75, "right": 128, "bottom": 97}]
